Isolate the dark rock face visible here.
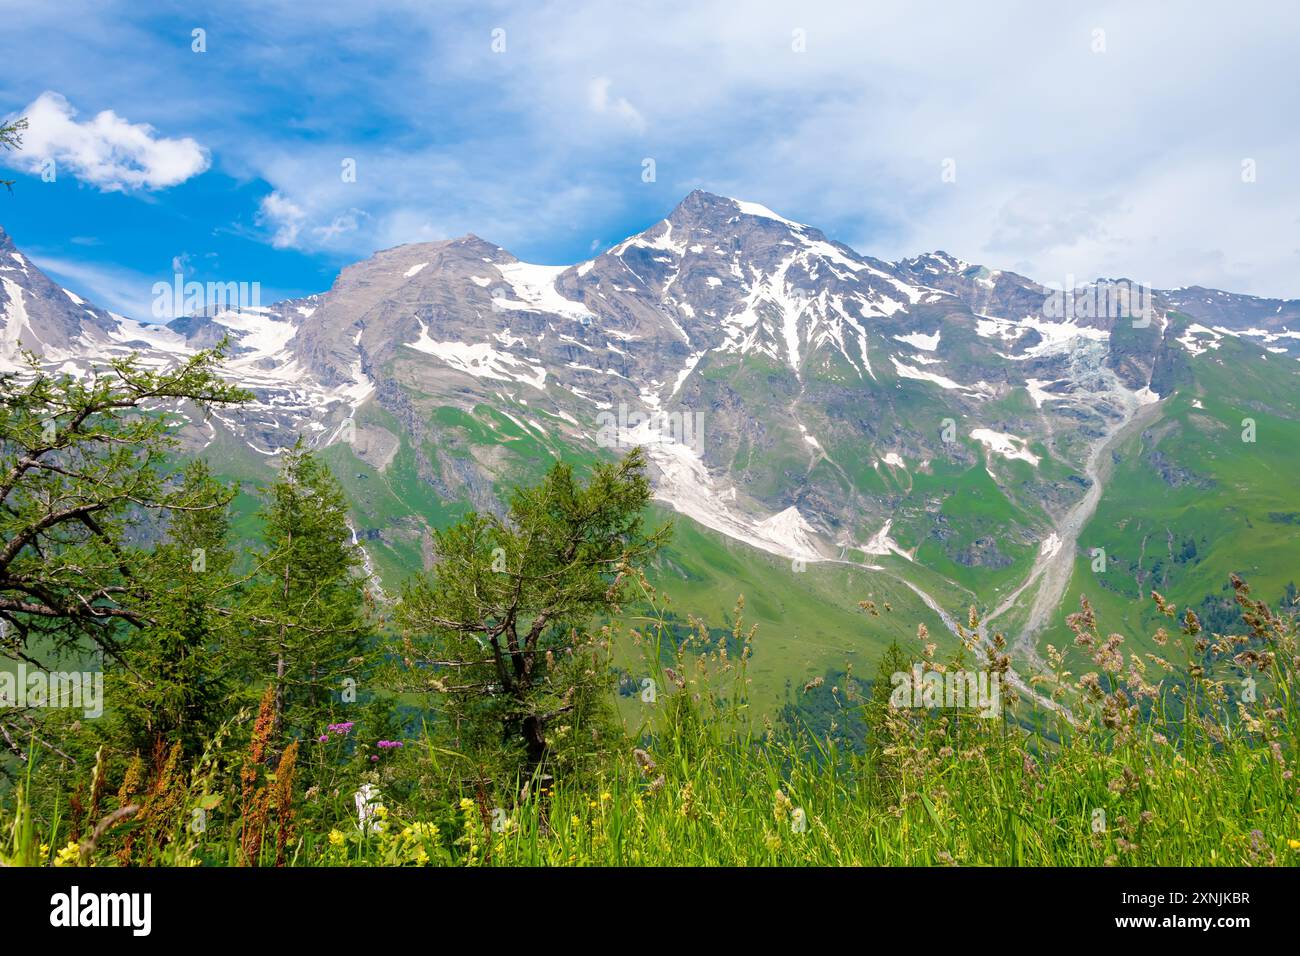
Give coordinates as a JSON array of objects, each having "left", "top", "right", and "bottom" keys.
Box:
[
  {"left": 949, "top": 536, "right": 1015, "bottom": 570},
  {"left": 1165, "top": 286, "right": 1300, "bottom": 333},
  {"left": 1147, "top": 448, "right": 1214, "bottom": 489}
]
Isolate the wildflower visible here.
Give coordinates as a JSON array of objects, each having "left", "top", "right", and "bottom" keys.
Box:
[
  {"left": 404, "top": 821, "right": 440, "bottom": 841},
  {"left": 328, "top": 829, "right": 345, "bottom": 847},
  {"left": 318, "top": 735, "right": 328, "bottom": 743},
  {"left": 377, "top": 740, "right": 403, "bottom": 749},
  {"left": 773, "top": 789, "right": 794, "bottom": 825},
  {"left": 327, "top": 722, "right": 355, "bottom": 735},
  {"left": 354, "top": 784, "right": 383, "bottom": 834},
  {"left": 1289, "top": 839, "right": 1300, "bottom": 851},
  {"left": 633, "top": 748, "right": 656, "bottom": 776},
  {"left": 53, "top": 841, "right": 80, "bottom": 867},
  {"left": 600, "top": 791, "right": 612, "bottom": 803},
  {"left": 679, "top": 781, "right": 696, "bottom": 818}
]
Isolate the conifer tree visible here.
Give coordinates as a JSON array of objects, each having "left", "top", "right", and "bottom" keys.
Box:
[
  {"left": 106, "top": 459, "right": 238, "bottom": 760},
  {"left": 242, "top": 442, "right": 370, "bottom": 749},
  {"left": 395, "top": 449, "right": 667, "bottom": 788}
]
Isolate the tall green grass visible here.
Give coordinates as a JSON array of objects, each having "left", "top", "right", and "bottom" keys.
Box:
[{"left": 5, "top": 577, "right": 1297, "bottom": 868}]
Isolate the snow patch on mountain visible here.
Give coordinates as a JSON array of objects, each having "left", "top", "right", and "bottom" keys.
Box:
[
  {"left": 730, "top": 198, "right": 805, "bottom": 230},
  {"left": 628, "top": 424, "right": 823, "bottom": 562},
  {"left": 755, "top": 506, "right": 822, "bottom": 558},
  {"left": 1010, "top": 317, "right": 1110, "bottom": 359},
  {"left": 108, "top": 318, "right": 189, "bottom": 353},
  {"left": 971, "top": 428, "right": 1040, "bottom": 466},
  {"left": 1039, "top": 533, "right": 1062, "bottom": 559},
  {"left": 0, "top": 277, "right": 28, "bottom": 366},
  {"left": 894, "top": 330, "right": 940, "bottom": 351},
  {"left": 974, "top": 315, "right": 1026, "bottom": 343},
  {"left": 495, "top": 261, "right": 594, "bottom": 320},
  {"left": 406, "top": 320, "right": 547, "bottom": 389},
  {"left": 1025, "top": 378, "right": 1062, "bottom": 409},
  {"left": 890, "top": 355, "right": 965, "bottom": 391},
  {"left": 1177, "top": 323, "right": 1223, "bottom": 356},
  {"left": 858, "top": 519, "right": 912, "bottom": 560}
]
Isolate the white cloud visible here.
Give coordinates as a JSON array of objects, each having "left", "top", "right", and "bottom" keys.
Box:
[
  {"left": 256, "top": 192, "right": 307, "bottom": 249},
  {"left": 9, "top": 91, "right": 209, "bottom": 191},
  {"left": 255, "top": 191, "right": 369, "bottom": 250},
  {"left": 587, "top": 77, "right": 646, "bottom": 133},
  {"left": 315, "top": 209, "right": 366, "bottom": 241}
]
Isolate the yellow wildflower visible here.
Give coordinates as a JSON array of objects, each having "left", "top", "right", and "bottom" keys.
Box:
[
  {"left": 328, "top": 829, "right": 345, "bottom": 847},
  {"left": 53, "top": 841, "right": 80, "bottom": 867}
]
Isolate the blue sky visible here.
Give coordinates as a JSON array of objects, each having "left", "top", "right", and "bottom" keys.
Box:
[{"left": 2, "top": 0, "right": 1298, "bottom": 319}]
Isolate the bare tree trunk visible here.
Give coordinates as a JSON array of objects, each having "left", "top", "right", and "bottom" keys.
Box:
[{"left": 521, "top": 712, "right": 554, "bottom": 807}]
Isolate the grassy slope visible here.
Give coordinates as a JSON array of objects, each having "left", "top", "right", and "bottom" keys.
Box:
[{"left": 629, "top": 509, "right": 955, "bottom": 716}]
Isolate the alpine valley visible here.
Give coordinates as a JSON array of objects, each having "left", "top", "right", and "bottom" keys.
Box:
[{"left": 4, "top": 191, "right": 1298, "bottom": 718}]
